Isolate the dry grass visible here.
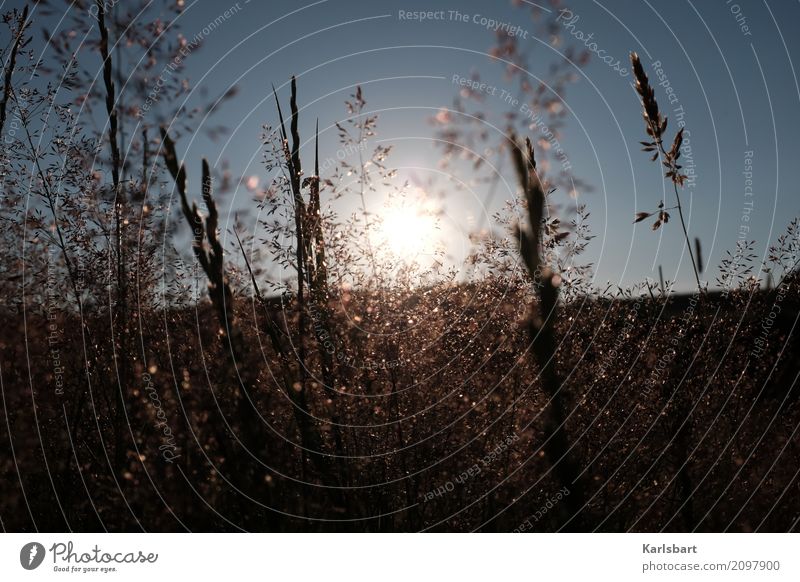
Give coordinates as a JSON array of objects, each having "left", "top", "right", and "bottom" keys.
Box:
[{"left": 0, "top": 5, "right": 798, "bottom": 533}]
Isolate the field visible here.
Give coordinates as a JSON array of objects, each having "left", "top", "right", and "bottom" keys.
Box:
[
  {"left": 1, "top": 0, "right": 799, "bottom": 533},
  {"left": 2, "top": 275, "right": 799, "bottom": 531}
]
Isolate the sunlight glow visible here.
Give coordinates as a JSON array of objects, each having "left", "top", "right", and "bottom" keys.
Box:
[{"left": 376, "top": 204, "right": 438, "bottom": 262}]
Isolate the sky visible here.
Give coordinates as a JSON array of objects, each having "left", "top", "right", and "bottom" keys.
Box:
[{"left": 36, "top": 0, "right": 800, "bottom": 291}]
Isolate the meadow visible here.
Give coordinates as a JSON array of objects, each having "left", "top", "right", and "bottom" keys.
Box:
[{"left": 1, "top": 1, "right": 798, "bottom": 533}]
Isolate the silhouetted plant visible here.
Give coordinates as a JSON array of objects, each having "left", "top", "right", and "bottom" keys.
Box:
[
  {"left": 631, "top": 52, "right": 702, "bottom": 291},
  {"left": 511, "top": 134, "right": 591, "bottom": 530}
]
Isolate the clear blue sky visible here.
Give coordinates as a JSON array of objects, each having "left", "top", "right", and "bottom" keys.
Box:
[{"left": 122, "top": 1, "right": 800, "bottom": 290}]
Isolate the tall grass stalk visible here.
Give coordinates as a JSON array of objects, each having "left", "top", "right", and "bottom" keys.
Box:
[
  {"left": 0, "top": 5, "right": 27, "bottom": 136},
  {"left": 512, "top": 135, "right": 591, "bottom": 530},
  {"left": 631, "top": 52, "right": 701, "bottom": 292},
  {"left": 160, "top": 130, "right": 283, "bottom": 528},
  {"left": 96, "top": 0, "right": 130, "bottom": 473},
  {"left": 272, "top": 79, "right": 347, "bottom": 479}
]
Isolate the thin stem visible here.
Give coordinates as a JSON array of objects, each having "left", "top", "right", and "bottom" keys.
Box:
[
  {"left": 17, "top": 94, "right": 82, "bottom": 312},
  {"left": 0, "top": 6, "right": 27, "bottom": 137},
  {"left": 356, "top": 116, "right": 379, "bottom": 281},
  {"left": 654, "top": 135, "right": 701, "bottom": 292},
  {"left": 670, "top": 180, "right": 702, "bottom": 291},
  {"left": 646, "top": 117, "right": 702, "bottom": 293}
]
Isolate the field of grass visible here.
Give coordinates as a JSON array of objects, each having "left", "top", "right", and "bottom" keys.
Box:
[
  {"left": 1, "top": 1, "right": 799, "bottom": 534},
  {"left": 2, "top": 273, "right": 798, "bottom": 531}
]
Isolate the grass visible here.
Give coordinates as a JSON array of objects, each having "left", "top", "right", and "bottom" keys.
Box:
[
  {"left": 631, "top": 51, "right": 702, "bottom": 292},
  {"left": 2, "top": 272, "right": 798, "bottom": 531},
  {"left": 0, "top": 4, "right": 798, "bottom": 532}
]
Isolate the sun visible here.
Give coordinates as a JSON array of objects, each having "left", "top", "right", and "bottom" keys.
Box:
[{"left": 376, "top": 204, "right": 438, "bottom": 261}]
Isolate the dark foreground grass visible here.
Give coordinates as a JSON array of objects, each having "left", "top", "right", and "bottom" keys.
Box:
[{"left": 2, "top": 277, "right": 798, "bottom": 532}]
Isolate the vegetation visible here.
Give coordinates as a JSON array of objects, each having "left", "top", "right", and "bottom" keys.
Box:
[{"left": 1, "top": 2, "right": 798, "bottom": 533}]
